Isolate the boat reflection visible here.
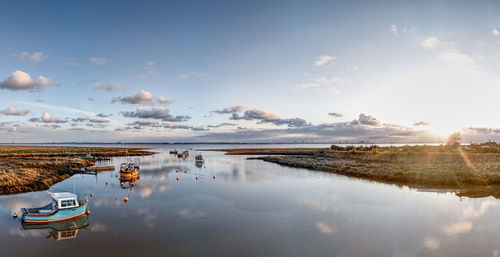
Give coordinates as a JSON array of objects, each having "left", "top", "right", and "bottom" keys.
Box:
[
  {"left": 21, "top": 216, "right": 89, "bottom": 241},
  {"left": 120, "top": 176, "right": 140, "bottom": 189}
]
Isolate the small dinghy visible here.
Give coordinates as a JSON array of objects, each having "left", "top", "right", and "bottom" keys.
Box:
[
  {"left": 195, "top": 154, "right": 204, "bottom": 163},
  {"left": 21, "top": 192, "right": 88, "bottom": 224},
  {"left": 120, "top": 162, "right": 140, "bottom": 180}
]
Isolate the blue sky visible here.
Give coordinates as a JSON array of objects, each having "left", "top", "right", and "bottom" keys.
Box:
[{"left": 1, "top": 0, "right": 500, "bottom": 143}]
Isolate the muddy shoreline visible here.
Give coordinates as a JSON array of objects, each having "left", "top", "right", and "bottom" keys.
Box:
[{"left": 0, "top": 145, "right": 154, "bottom": 195}]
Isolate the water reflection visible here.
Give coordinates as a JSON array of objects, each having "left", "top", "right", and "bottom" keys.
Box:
[
  {"left": 1, "top": 144, "right": 500, "bottom": 257},
  {"left": 20, "top": 216, "right": 89, "bottom": 241}
]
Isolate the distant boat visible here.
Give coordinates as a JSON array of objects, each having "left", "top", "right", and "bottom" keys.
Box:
[
  {"left": 21, "top": 192, "right": 88, "bottom": 224},
  {"left": 169, "top": 150, "right": 178, "bottom": 154},
  {"left": 120, "top": 162, "right": 140, "bottom": 180},
  {"left": 195, "top": 154, "right": 204, "bottom": 163},
  {"left": 177, "top": 150, "right": 189, "bottom": 159}
]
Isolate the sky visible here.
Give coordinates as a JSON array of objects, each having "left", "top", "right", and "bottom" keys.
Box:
[{"left": 0, "top": 0, "right": 500, "bottom": 143}]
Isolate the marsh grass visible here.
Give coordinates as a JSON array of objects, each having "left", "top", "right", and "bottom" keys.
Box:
[
  {"left": 218, "top": 144, "right": 500, "bottom": 198},
  {"left": 0, "top": 145, "right": 154, "bottom": 194}
]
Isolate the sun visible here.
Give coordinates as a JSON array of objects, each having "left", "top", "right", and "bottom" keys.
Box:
[{"left": 428, "top": 124, "right": 461, "bottom": 138}]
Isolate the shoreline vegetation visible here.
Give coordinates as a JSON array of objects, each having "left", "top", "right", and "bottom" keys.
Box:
[
  {"left": 208, "top": 141, "right": 500, "bottom": 198},
  {"left": 0, "top": 145, "right": 153, "bottom": 195}
]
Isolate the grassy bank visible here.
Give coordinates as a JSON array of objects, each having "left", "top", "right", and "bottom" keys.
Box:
[
  {"left": 215, "top": 144, "right": 500, "bottom": 198},
  {"left": 0, "top": 145, "right": 154, "bottom": 195}
]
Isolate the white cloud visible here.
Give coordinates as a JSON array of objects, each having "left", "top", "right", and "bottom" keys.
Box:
[
  {"left": 137, "top": 75, "right": 147, "bottom": 80},
  {"left": 438, "top": 49, "right": 474, "bottom": 65},
  {"left": 94, "top": 81, "right": 124, "bottom": 91},
  {"left": 421, "top": 37, "right": 440, "bottom": 49},
  {"left": 423, "top": 237, "right": 440, "bottom": 250},
  {"left": 314, "top": 55, "right": 336, "bottom": 66},
  {"left": 390, "top": 24, "right": 398, "bottom": 36},
  {"left": 492, "top": 29, "right": 499, "bottom": 36},
  {"left": 0, "top": 107, "right": 30, "bottom": 116},
  {"left": 178, "top": 71, "right": 205, "bottom": 79},
  {"left": 313, "top": 76, "right": 352, "bottom": 84},
  {"left": 157, "top": 96, "right": 173, "bottom": 104},
  {"left": 315, "top": 222, "right": 334, "bottom": 234},
  {"left": 0, "top": 70, "right": 56, "bottom": 91},
  {"left": 89, "top": 57, "right": 107, "bottom": 65},
  {"left": 113, "top": 90, "right": 154, "bottom": 104},
  {"left": 297, "top": 83, "right": 321, "bottom": 88},
  {"left": 64, "top": 58, "right": 80, "bottom": 66},
  {"left": 29, "top": 112, "right": 67, "bottom": 123},
  {"left": 444, "top": 221, "right": 472, "bottom": 235},
  {"left": 11, "top": 51, "right": 48, "bottom": 63}
]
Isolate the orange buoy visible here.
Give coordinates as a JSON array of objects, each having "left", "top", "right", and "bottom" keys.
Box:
[
  {"left": 86, "top": 209, "right": 91, "bottom": 215},
  {"left": 195, "top": 176, "right": 198, "bottom": 180},
  {"left": 124, "top": 197, "right": 128, "bottom": 202},
  {"left": 176, "top": 169, "right": 179, "bottom": 173},
  {"left": 176, "top": 176, "right": 179, "bottom": 181}
]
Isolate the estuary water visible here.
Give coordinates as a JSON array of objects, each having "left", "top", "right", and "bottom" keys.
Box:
[{"left": 0, "top": 144, "right": 499, "bottom": 257}]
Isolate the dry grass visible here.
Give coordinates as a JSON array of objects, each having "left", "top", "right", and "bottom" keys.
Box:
[{"left": 215, "top": 146, "right": 500, "bottom": 198}]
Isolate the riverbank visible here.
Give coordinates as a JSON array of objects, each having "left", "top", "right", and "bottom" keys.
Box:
[
  {"left": 0, "top": 145, "right": 154, "bottom": 195},
  {"left": 213, "top": 144, "right": 500, "bottom": 198}
]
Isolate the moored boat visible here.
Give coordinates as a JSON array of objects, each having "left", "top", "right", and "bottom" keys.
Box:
[
  {"left": 21, "top": 192, "right": 88, "bottom": 224},
  {"left": 195, "top": 154, "right": 204, "bottom": 163},
  {"left": 120, "top": 162, "right": 140, "bottom": 180}
]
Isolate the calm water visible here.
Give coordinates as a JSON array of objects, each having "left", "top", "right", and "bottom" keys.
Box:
[{"left": 1, "top": 144, "right": 500, "bottom": 257}]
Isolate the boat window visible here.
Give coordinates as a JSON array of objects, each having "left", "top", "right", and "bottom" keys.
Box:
[{"left": 61, "top": 200, "right": 76, "bottom": 207}]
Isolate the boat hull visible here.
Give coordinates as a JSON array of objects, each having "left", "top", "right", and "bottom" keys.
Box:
[
  {"left": 22, "top": 204, "right": 87, "bottom": 224},
  {"left": 120, "top": 169, "right": 139, "bottom": 180}
]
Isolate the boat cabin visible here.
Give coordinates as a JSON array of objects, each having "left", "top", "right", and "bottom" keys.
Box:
[{"left": 51, "top": 192, "right": 80, "bottom": 210}]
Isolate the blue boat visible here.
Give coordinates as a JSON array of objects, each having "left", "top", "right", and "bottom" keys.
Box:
[{"left": 21, "top": 192, "right": 88, "bottom": 224}]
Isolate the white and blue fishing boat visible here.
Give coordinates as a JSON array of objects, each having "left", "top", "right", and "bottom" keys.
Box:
[{"left": 21, "top": 192, "right": 88, "bottom": 224}]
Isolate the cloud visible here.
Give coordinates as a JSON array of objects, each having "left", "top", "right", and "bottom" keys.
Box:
[
  {"left": 315, "top": 222, "right": 334, "bottom": 234},
  {"left": 313, "top": 77, "right": 352, "bottom": 84},
  {"left": 438, "top": 49, "right": 474, "bottom": 65},
  {"left": 414, "top": 121, "right": 430, "bottom": 126},
  {"left": 230, "top": 109, "right": 308, "bottom": 127},
  {"left": 0, "top": 107, "right": 30, "bottom": 116},
  {"left": 0, "top": 70, "right": 57, "bottom": 91},
  {"left": 314, "top": 55, "right": 336, "bottom": 66},
  {"left": 120, "top": 106, "right": 190, "bottom": 122},
  {"left": 357, "top": 113, "right": 380, "bottom": 126},
  {"left": 297, "top": 83, "right": 321, "bottom": 88},
  {"left": 157, "top": 96, "right": 173, "bottom": 105},
  {"left": 423, "top": 237, "right": 440, "bottom": 250},
  {"left": 94, "top": 82, "right": 124, "bottom": 91},
  {"left": 123, "top": 120, "right": 206, "bottom": 131},
  {"left": 444, "top": 221, "right": 472, "bottom": 235},
  {"left": 212, "top": 105, "right": 246, "bottom": 114},
  {"left": 328, "top": 112, "right": 343, "bottom": 117},
  {"left": 11, "top": 51, "right": 48, "bottom": 63},
  {"left": 137, "top": 75, "right": 147, "bottom": 80},
  {"left": 421, "top": 37, "right": 440, "bottom": 49},
  {"left": 29, "top": 112, "right": 67, "bottom": 123},
  {"left": 492, "top": 29, "right": 499, "bottom": 36},
  {"left": 71, "top": 117, "right": 110, "bottom": 124},
  {"left": 390, "top": 24, "right": 398, "bottom": 36},
  {"left": 89, "top": 57, "right": 106, "bottom": 65},
  {"left": 64, "top": 58, "right": 80, "bottom": 66},
  {"left": 178, "top": 71, "right": 205, "bottom": 79},
  {"left": 208, "top": 122, "right": 237, "bottom": 128},
  {"left": 113, "top": 90, "right": 154, "bottom": 104},
  {"left": 96, "top": 113, "right": 112, "bottom": 118}
]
